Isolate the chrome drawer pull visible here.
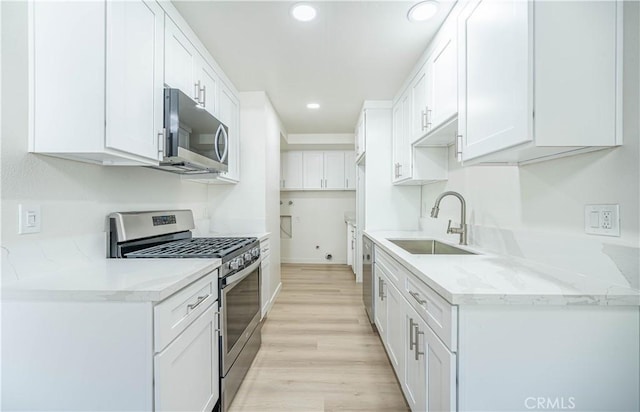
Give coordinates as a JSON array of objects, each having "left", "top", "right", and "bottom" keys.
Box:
[
  {"left": 409, "top": 318, "right": 416, "bottom": 351},
  {"left": 414, "top": 325, "right": 425, "bottom": 360},
  {"left": 187, "top": 295, "right": 209, "bottom": 312},
  {"left": 409, "top": 290, "right": 427, "bottom": 305}
]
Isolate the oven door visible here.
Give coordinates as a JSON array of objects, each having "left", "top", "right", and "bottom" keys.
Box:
[{"left": 220, "top": 259, "right": 261, "bottom": 375}]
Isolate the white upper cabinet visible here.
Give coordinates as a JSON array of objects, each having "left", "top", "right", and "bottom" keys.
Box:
[
  {"left": 282, "top": 151, "right": 353, "bottom": 191},
  {"left": 427, "top": 26, "right": 458, "bottom": 130},
  {"left": 323, "top": 151, "right": 345, "bottom": 189},
  {"left": 458, "top": 0, "right": 531, "bottom": 162},
  {"left": 411, "top": 69, "right": 429, "bottom": 142},
  {"left": 281, "top": 151, "right": 304, "bottom": 190},
  {"left": 164, "top": 17, "right": 197, "bottom": 99},
  {"left": 216, "top": 82, "right": 240, "bottom": 182},
  {"left": 302, "top": 151, "right": 325, "bottom": 189},
  {"left": 393, "top": 89, "right": 448, "bottom": 186},
  {"left": 29, "top": 0, "right": 164, "bottom": 165},
  {"left": 195, "top": 55, "right": 219, "bottom": 117},
  {"left": 164, "top": 17, "right": 219, "bottom": 117},
  {"left": 344, "top": 151, "right": 356, "bottom": 189},
  {"left": 106, "top": 0, "right": 165, "bottom": 162},
  {"left": 458, "top": 0, "right": 623, "bottom": 164}
]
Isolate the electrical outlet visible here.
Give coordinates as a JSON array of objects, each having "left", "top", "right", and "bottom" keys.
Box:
[{"left": 584, "top": 204, "right": 619, "bottom": 236}]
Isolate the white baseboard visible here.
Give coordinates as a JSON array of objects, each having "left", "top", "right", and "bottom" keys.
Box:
[
  {"left": 281, "top": 257, "right": 348, "bottom": 265},
  {"left": 261, "top": 281, "right": 282, "bottom": 319}
]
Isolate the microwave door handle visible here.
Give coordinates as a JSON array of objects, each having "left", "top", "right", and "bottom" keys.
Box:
[{"left": 215, "top": 124, "right": 229, "bottom": 162}]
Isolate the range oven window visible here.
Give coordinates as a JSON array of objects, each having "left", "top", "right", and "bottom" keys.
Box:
[{"left": 224, "top": 266, "right": 260, "bottom": 353}]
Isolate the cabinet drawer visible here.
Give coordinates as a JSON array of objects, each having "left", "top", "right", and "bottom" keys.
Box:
[
  {"left": 260, "top": 238, "right": 271, "bottom": 258},
  {"left": 405, "top": 274, "right": 457, "bottom": 352},
  {"left": 375, "top": 248, "right": 405, "bottom": 292},
  {"left": 154, "top": 272, "right": 218, "bottom": 352}
]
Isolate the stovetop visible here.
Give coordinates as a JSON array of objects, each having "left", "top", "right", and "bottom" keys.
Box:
[{"left": 124, "top": 237, "right": 256, "bottom": 259}]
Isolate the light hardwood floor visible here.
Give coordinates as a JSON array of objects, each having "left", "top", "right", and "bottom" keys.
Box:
[{"left": 228, "top": 264, "right": 409, "bottom": 412}]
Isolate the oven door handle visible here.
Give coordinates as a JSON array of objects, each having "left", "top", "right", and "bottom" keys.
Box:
[{"left": 223, "top": 259, "right": 261, "bottom": 287}]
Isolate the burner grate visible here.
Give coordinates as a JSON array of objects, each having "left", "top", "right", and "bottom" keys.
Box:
[{"left": 125, "top": 237, "right": 255, "bottom": 258}]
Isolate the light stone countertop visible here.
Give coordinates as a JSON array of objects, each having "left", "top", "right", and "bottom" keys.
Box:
[
  {"left": 1, "top": 258, "right": 221, "bottom": 302},
  {"left": 365, "top": 230, "right": 640, "bottom": 306}
]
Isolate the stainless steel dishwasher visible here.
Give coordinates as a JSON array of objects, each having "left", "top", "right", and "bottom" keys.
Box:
[{"left": 362, "top": 235, "right": 374, "bottom": 324}]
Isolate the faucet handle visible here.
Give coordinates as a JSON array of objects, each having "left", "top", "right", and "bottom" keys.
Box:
[{"left": 446, "top": 219, "right": 453, "bottom": 233}]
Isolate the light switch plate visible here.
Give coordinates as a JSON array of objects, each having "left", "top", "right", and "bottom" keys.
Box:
[
  {"left": 584, "top": 204, "right": 619, "bottom": 236},
  {"left": 18, "top": 204, "right": 41, "bottom": 234}
]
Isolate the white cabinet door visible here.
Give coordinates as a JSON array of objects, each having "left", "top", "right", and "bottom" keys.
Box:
[
  {"left": 195, "top": 56, "right": 219, "bottom": 117},
  {"left": 458, "top": 0, "right": 531, "bottom": 161},
  {"left": 105, "top": 0, "right": 163, "bottom": 162},
  {"left": 400, "top": 92, "right": 412, "bottom": 180},
  {"left": 260, "top": 254, "right": 271, "bottom": 318},
  {"left": 302, "top": 151, "right": 324, "bottom": 189},
  {"left": 386, "top": 281, "right": 406, "bottom": 388},
  {"left": 425, "top": 321, "right": 457, "bottom": 412},
  {"left": 323, "top": 151, "right": 345, "bottom": 189},
  {"left": 374, "top": 268, "right": 387, "bottom": 338},
  {"left": 404, "top": 305, "right": 427, "bottom": 412},
  {"left": 281, "top": 151, "right": 303, "bottom": 189},
  {"left": 428, "top": 30, "right": 457, "bottom": 129},
  {"left": 411, "top": 68, "right": 429, "bottom": 141},
  {"left": 392, "top": 91, "right": 411, "bottom": 182},
  {"left": 344, "top": 151, "right": 356, "bottom": 190},
  {"left": 218, "top": 82, "right": 240, "bottom": 182},
  {"left": 154, "top": 304, "right": 218, "bottom": 412},
  {"left": 164, "top": 17, "right": 196, "bottom": 99}
]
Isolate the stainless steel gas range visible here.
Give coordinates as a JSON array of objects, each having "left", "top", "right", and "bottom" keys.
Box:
[{"left": 108, "top": 210, "right": 261, "bottom": 412}]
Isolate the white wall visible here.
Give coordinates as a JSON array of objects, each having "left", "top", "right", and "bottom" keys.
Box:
[
  {"left": 207, "top": 92, "right": 283, "bottom": 310},
  {"left": 0, "top": 2, "right": 208, "bottom": 251},
  {"left": 420, "top": 1, "right": 640, "bottom": 285},
  {"left": 280, "top": 191, "right": 355, "bottom": 264}
]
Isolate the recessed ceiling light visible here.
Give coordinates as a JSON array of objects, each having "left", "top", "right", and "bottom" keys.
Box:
[
  {"left": 307, "top": 103, "right": 320, "bottom": 109},
  {"left": 407, "top": 1, "right": 439, "bottom": 22},
  {"left": 291, "top": 3, "right": 317, "bottom": 22}
]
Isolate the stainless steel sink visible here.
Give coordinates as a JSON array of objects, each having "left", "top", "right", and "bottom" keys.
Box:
[{"left": 387, "top": 239, "right": 476, "bottom": 255}]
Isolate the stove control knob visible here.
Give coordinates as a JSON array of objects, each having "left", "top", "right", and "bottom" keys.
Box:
[
  {"left": 244, "top": 252, "right": 252, "bottom": 262},
  {"left": 252, "top": 248, "right": 260, "bottom": 258},
  {"left": 230, "top": 259, "right": 240, "bottom": 270}
]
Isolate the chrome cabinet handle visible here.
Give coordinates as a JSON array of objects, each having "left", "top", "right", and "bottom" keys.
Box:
[
  {"left": 194, "top": 81, "right": 201, "bottom": 102},
  {"left": 201, "top": 84, "right": 207, "bottom": 108},
  {"left": 409, "top": 290, "right": 427, "bottom": 305},
  {"left": 421, "top": 109, "right": 427, "bottom": 131},
  {"left": 414, "top": 324, "right": 424, "bottom": 360},
  {"left": 157, "top": 129, "right": 165, "bottom": 156},
  {"left": 398, "top": 163, "right": 402, "bottom": 177},
  {"left": 409, "top": 318, "right": 416, "bottom": 351},
  {"left": 214, "top": 310, "right": 221, "bottom": 333},
  {"left": 426, "top": 106, "right": 432, "bottom": 129},
  {"left": 320, "top": 179, "right": 323, "bottom": 188},
  {"left": 187, "top": 295, "right": 209, "bottom": 312},
  {"left": 346, "top": 178, "right": 348, "bottom": 187},
  {"left": 456, "top": 132, "right": 463, "bottom": 162}
]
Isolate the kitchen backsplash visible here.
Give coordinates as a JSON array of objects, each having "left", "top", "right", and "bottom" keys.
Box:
[{"left": 419, "top": 217, "right": 639, "bottom": 290}]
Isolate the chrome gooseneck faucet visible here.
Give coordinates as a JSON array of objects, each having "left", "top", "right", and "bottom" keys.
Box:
[{"left": 430, "top": 191, "right": 468, "bottom": 245}]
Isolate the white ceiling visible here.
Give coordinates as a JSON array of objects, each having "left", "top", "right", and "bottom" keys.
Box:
[{"left": 173, "top": 1, "right": 455, "bottom": 134}]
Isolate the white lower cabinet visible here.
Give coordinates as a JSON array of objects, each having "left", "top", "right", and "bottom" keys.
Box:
[
  {"left": 404, "top": 305, "right": 427, "bottom": 411},
  {"left": 405, "top": 304, "right": 456, "bottom": 412},
  {"left": 154, "top": 304, "right": 218, "bottom": 412},
  {"left": 372, "top": 245, "right": 639, "bottom": 412},
  {"left": 385, "top": 278, "right": 406, "bottom": 381},
  {"left": 374, "top": 267, "right": 388, "bottom": 337},
  {"left": 260, "top": 238, "right": 271, "bottom": 318},
  {"left": 2, "top": 271, "right": 220, "bottom": 411}
]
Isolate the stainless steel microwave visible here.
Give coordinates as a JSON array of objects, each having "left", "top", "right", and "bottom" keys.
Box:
[{"left": 154, "top": 88, "right": 229, "bottom": 174}]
